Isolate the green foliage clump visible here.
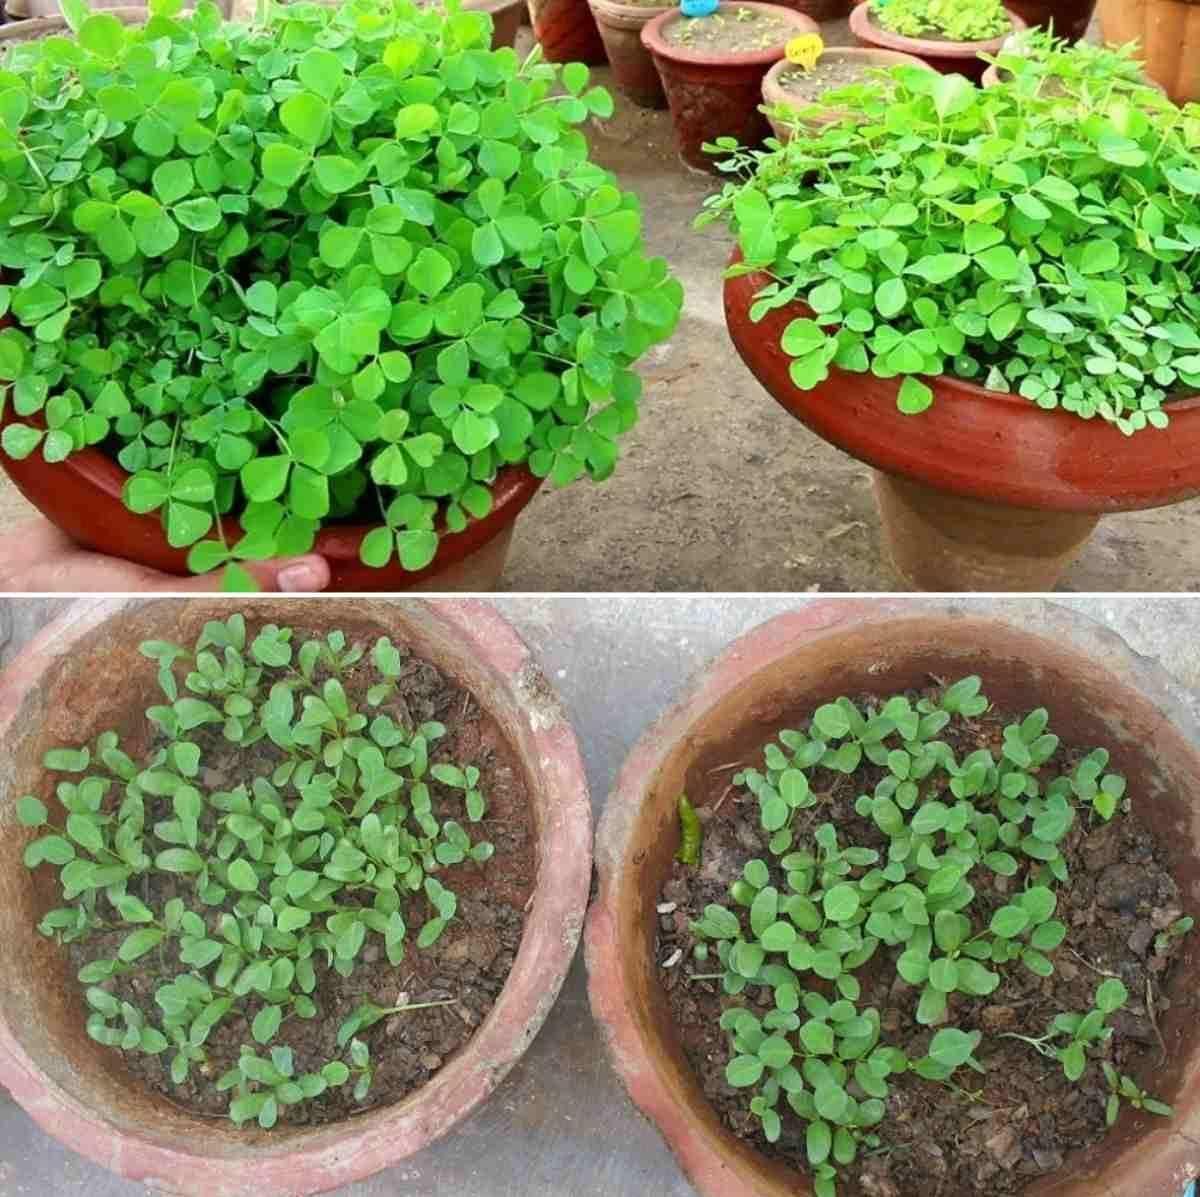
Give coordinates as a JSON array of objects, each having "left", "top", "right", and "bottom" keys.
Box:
[
  {"left": 870, "top": 0, "right": 1010, "bottom": 43},
  {"left": 988, "top": 25, "right": 1156, "bottom": 97},
  {"left": 700, "top": 44, "right": 1200, "bottom": 434},
  {"left": 685, "top": 676, "right": 1185, "bottom": 1196},
  {"left": 0, "top": 0, "right": 682, "bottom": 580},
  {"left": 18, "top": 614, "right": 494, "bottom": 1128}
]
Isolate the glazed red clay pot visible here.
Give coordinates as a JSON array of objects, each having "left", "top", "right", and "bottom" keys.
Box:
[
  {"left": 848, "top": 1, "right": 1027, "bottom": 82},
  {"left": 0, "top": 409, "right": 544, "bottom": 591},
  {"left": 760, "top": 47, "right": 932, "bottom": 140},
  {"left": 588, "top": 0, "right": 671, "bottom": 108},
  {"left": 1005, "top": 0, "right": 1096, "bottom": 41},
  {"left": 0, "top": 596, "right": 592, "bottom": 1197},
  {"left": 586, "top": 599, "right": 1200, "bottom": 1197},
  {"left": 641, "top": 3, "right": 818, "bottom": 172},
  {"left": 527, "top": 0, "right": 608, "bottom": 63},
  {"left": 723, "top": 256, "right": 1200, "bottom": 591}
]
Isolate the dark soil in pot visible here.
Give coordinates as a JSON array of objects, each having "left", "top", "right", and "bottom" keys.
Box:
[
  {"left": 664, "top": 5, "right": 799, "bottom": 51},
  {"left": 59, "top": 622, "right": 534, "bottom": 1127},
  {"left": 773, "top": 57, "right": 880, "bottom": 100},
  {"left": 654, "top": 685, "right": 1192, "bottom": 1197}
]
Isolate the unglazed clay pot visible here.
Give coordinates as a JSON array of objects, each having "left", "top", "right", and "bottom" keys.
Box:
[
  {"left": 0, "top": 408, "right": 544, "bottom": 592},
  {"left": 641, "top": 2, "right": 818, "bottom": 171},
  {"left": 1098, "top": 0, "right": 1200, "bottom": 103},
  {"left": 1005, "top": 0, "right": 1097, "bottom": 41},
  {"left": 760, "top": 47, "right": 932, "bottom": 140},
  {"left": 722, "top": 255, "right": 1200, "bottom": 591},
  {"left": 527, "top": 0, "right": 607, "bottom": 63},
  {"left": 848, "top": 1, "right": 1028, "bottom": 82},
  {"left": 588, "top": 0, "right": 671, "bottom": 108},
  {"left": 0, "top": 597, "right": 592, "bottom": 1197},
  {"left": 587, "top": 598, "right": 1200, "bottom": 1197}
]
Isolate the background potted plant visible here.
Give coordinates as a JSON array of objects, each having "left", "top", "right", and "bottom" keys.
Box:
[
  {"left": 0, "top": 596, "right": 592, "bottom": 1196},
  {"left": 704, "top": 64, "right": 1200, "bottom": 591},
  {"left": 979, "top": 25, "right": 1164, "bottom": 92},
  {"left": 588, "top": 0, "right": 673, "bottom": 109},
  {"left": 0, "top": 0, "right": 683, "bottom": 591},
  {"left": 760, "top": 40, "right": 932, "bottom": 141},
  {"left": 849, "top": 0, "right": 1027, "bottom": 81},
  {"left": 641, "top": 1, "right": 819, "bottom": 172},
  {"left": 527, "top": 0, "right": 608, "bottom": 63},
  {"left": 587, "top": 600, "right": 1200, "bottom": 1197},
  {"left": 1097, "top": 0, "right": 1200, "bottom": 103}
]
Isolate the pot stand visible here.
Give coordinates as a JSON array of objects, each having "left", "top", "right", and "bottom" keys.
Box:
[{"left": 872, "top": 471, "right": 1101, "bottom": 592}]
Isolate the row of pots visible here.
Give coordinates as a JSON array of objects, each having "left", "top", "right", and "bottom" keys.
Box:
[
  {"left": 1, "top": 598, "right": 1198, "bottom": 1195},
  {"left": 591, "top": 0, "right": 1087, "bottom": 131}
]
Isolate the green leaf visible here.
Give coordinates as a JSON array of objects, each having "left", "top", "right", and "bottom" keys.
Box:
[
  {"left": 897, "top": 376, "right": 933, "bottom": 414},
  {"left": 118, "top": 927, "right": 164, "bottom": 962},
  {"left": 280, "top": 92, "right": 330, "bottom": 146}
]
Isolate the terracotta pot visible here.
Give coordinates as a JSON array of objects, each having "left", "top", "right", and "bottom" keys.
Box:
[
  {"left": 0, "top": 408, "right": 544, "bottom": 591},
  {"left": 588, "top": 0, "right": 671, "bottom": 108},
  {"left": 1098, "top": 0, "right": 1200, "bottom": 103},
  {"left": 760, "top": 47, "right": 932, "bottom": 140},
  {"left": 587, "top": 599, "right": 1200, "bottom": 1197},
  {"left": 848, "top": 1, "right": 1027, "bottom": 82},
  {"left": 641, "top": 2, "right": 818, "bottom": 172},
  {"left": 0, "top": 596, "right": 591, "bottom": 1197},
  {"left": 723, "top": 256, "right": 1200, "bottom": 591},
  {"left": 1005, "top": 0, "right": 1096, "bottom": 40},
  {"left": 527, "top": 0, "right": 607, "bottom": 63}
]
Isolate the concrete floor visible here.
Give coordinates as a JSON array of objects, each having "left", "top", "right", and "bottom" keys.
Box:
[
  {"left": 2, "top": 21, "right": 1197, "bottom": 593},
  {"left": 2, "top": 595, "right": 1200, "bottom": 1196}
]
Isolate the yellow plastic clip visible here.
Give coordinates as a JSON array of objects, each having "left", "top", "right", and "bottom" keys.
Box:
[{"left": 785, "top": 32, "right": 824, "bottom": 71}]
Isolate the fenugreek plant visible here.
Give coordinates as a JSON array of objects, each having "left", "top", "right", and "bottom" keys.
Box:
[
  {"left": 0, "top": 0, "right": 683, "bottom": 585},
  {"left": 699, "top": 38, "right": 1199, "bottom": 434},
  {"left": 683, "top": 677, "right": 1183, "bottom": 1197},
  {"left": 19, "top": 614, "right": 493, "bottom": 1129},
  {"left": 869, "top": 0, "right": 1010, "bottom": 42}
]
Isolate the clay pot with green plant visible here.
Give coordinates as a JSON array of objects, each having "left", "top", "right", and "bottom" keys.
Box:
[
  {"left": 587, "top": 600, "right": 1200, "bottom": 1197},
  {"left": 703, "top": 61, "right": 1200, "bottom": 591},
  {"left": 760, "top": 47, "right": 931, "bottom": 141},
  {"left": 1097, "top": 0, "right": 1200, "bottom": 103},
  {"left": 0, "top": 0, "right": 683, "bottom": 591},
  {"left": 641, "top": 2, "right": 818, "bottom": 172},
  {"left": 979, "top": 24, "right": 1163, "bottom": 92},
  {"left": 0, "top": 597, "right": 592, "bottom": 1196},
  {"left": 849, "top": 0, "right": 1026, "bottom": 80}
]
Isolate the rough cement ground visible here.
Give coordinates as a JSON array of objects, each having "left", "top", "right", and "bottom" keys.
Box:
[
  {"left": 1, "top": 22, "right": 1196, "bottom": 593},
  {"left": 1, "top": 595, "right": 1199, "bottom": 1197}
]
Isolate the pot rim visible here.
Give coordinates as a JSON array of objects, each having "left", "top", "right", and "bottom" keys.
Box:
[
  {"left": 729, "top": 252, "right": 1200, "bottom": 415},
  {"left": 588, "top": 0, "right": 672, "bottom": 22},
  {"left": 0, "top": 403, "right": 543, "bottom": 579},
  {"left": 0, "top": 596, "right": 593, "bottom": 1197},
  {"left": 761, "top": 46, "right": 933, "bottom": 109},
  {"left": 641, "top": 2, "right": 818, "bottom": 68},
  {"left": 848, "top": 1, "right": 1027, "bottom": 57},
  {"left": 586, "top": 599, "right": 1200, "bottom": 1197},
  {"left": 723, "top": 253, "right": 1200, "bottom": 513}
]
